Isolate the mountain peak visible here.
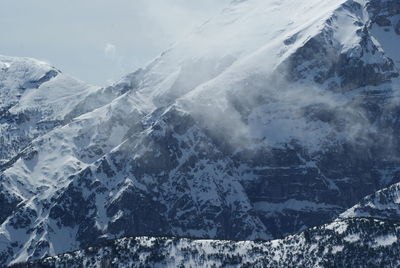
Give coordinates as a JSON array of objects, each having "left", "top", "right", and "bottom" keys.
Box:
[{"left": 0, "top": 56, "right": 60, "bottom": 108}]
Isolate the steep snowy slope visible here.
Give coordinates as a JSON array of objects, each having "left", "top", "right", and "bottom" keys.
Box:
[
  {"left": 0, "top": 58, "right": 145, "bottom": 264},
  {"left": 0, "top": 55, "right": 139, "bottom": 168},
  {"left": 0, "top": 56, "right": 100, "bottom": 235},
  {"left": 0, "top": 56, "right": 95, "bottom": 165},
  {"left": 1, "top": 0, "right": 400, "bottom": 265}
]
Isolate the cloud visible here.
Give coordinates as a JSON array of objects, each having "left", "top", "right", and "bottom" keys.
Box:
[
  {"left": 0, "top": 0, "right": 231, "bottom": 85},
  {"left": 104, "top": 43, "right": 117, "bottom": 59}
]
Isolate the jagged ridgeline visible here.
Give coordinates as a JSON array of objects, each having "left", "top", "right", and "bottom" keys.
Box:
[{"left": 1, "top": 0, "right": 400, "bottom": 266}]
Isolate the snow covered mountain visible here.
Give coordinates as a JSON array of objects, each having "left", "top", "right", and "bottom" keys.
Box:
[
  {"left": 0, "top": 56, "right": 95, "bottom": 165},
  {"left": 1, "top": 0, "right": 400, "bottom": 266}
]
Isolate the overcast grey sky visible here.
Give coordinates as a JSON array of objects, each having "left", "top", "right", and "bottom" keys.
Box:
[{"left": 0, "top": 0, "right": 230, "bottom": 85}]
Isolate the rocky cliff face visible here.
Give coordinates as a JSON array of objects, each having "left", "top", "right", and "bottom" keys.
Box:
[
  {"left": 1, "top": 0, "right": 400, "bottom": 266},
  {"left": 15, "top": 175, "right": 400, "bottom": 267}
]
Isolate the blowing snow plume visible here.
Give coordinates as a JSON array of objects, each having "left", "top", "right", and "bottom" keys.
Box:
[{"left": 177, "top": 0, "right": 397, "bottom": 154}]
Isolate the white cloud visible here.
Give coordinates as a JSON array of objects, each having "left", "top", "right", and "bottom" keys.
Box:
[
  {"left": 0, "top": 0, "right": 230, "bottom": 85},
  {"left": 104, "top": 43, "right": 117, "bottom": 59}
]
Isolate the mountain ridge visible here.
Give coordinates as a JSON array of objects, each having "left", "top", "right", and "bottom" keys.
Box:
[{"left": 12, "top": 217, "right": 400, "bottom": 267}]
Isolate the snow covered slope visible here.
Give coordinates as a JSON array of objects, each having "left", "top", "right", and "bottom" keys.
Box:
[
  {"left": 1, "top": 0, "right": 400, "bottom": 265},
  {"left": 0, "top": 56, "right": 96, "bottom": 165},
  {"left": 0, "top": 57, "right": 143, "bottom": 264}
]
